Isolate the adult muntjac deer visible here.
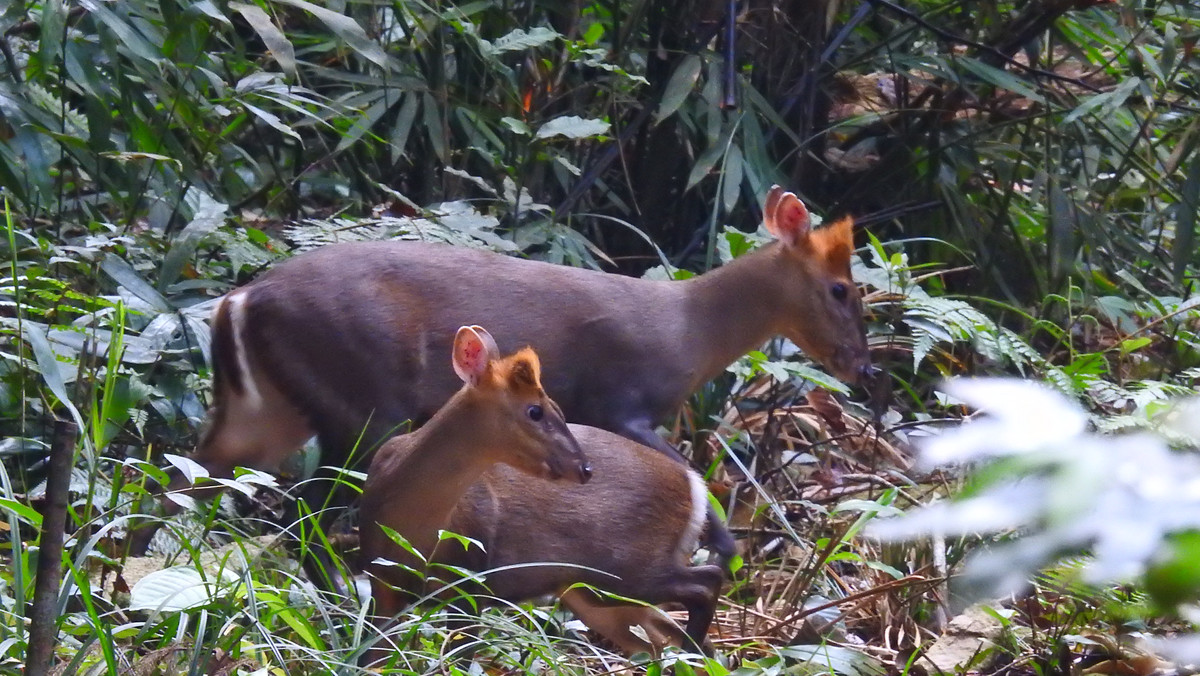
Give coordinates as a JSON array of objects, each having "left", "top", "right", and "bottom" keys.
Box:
[
  {"left": 360, "top": 326, "right": 725, "bottom": 658},
  {"left": 193, "top": 185, "right": 870, "bottom": 560}
]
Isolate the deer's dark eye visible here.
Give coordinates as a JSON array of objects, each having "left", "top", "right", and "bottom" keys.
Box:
[
  {"left": 831, "top": 282, "right": 848, "bottom": 301},
  {"left": 527, "top": 405, "right": 544, "bottom": 421}
]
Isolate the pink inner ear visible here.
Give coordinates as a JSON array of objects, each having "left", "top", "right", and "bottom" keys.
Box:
[
  {"left": 763, "top": 185, "right": 784, "bottom": 233},
  {"left": 453, "top": 328, "right": 488, "bottom": 384},
  {"left": 471, "top": 325, "right": 499, "bottom": 361},
  {"left": 777, "top": 195, "right": 810, "bottom": 234}
]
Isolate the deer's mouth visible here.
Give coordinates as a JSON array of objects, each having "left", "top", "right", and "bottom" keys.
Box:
[{"left": 544, "top": 452, "right": 592, "bottom": 485}]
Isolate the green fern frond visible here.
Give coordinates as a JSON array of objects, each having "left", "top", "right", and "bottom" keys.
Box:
[
  {"left": 283, "top": 202, "right": 518, "bottom": 254},
  {"left": 24, "top": 81, "right": 89, "bottom": 137}
]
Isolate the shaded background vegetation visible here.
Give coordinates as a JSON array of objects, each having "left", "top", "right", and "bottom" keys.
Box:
[{"left": 1, "top": 0, "right": 1199, "bottom": 673}]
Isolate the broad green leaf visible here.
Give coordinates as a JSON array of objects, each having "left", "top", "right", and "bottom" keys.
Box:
[
  {"left": 235, "top": 71, "right": 284, "bottom": 94},
  {"left": 423, "top": 93, "right": 447, "bottom": 163},
  {"left": 164, "top": 453, "right": 209, "bottom": 485},
  {"left": 159, "top": 190, "right": 229, "bottom": 291},
  {"left": 686, "top": 143, "right": 724, "bottom": 191},
  {"left": 1174, "top": 153, "right": 1200, "bottom": 286},
  {"left": 0, "top": 97, "right": 53, "bottom": 202},
  {"left": 101, "top": 254, "right": 171, "bottom": 312},
  {"left": 0, "top": 148, "right": 29, "bottom": 204},
  {"left": 500, "top": 116, "right": 531, "bottom": 135},
  {"left": 1048, "top": 183, "right": 1076, "bottom": 281},
  {"left": 444, "top": 167, "right": 498, "bottom": 196},
  {"left": 655, "top": 54, "right": 702, "bottom": 124},
  {"left": 212, "top": 476, "right": 257, "bottom": 498},
  {"left": 865, "top": 559, "right": 907, "bottom": 579},
  {"left": 21, "top": 323, "right": 84, "bottom": 429},
  {"left": 38, "top": 0, "right": 67, "bottom": 75},
  {"left": 389, "top": 94, "right": 420, "bottom": 164},
  {"left": 1163, "top": 23, "right": 1178, "bottom": 74},
  {"left": 958, "top": 56, "right": 1045, "bottom": 102},
  {"left": 272, "top": 0, "right": 391, "bottom": 68},
  {"left": 721, "top": 144, "right": 743, "bottom": 213},
  {"left": 123, "top": 457, "right": 170, "bottom": 488},
  {"left": 740, "top": 78, "right": 803, "bottom": 147},
  {"left": 188, "top": 0, "right": 231, "bottom": 23},
  {"left": 378, "top": 524, "right": 427, "bottom": 563},
  {"left": 47, "top": 324, "right": 157, "bottom": 364},
  {"left": 0, "top": 498, "right": 44, "bottom": 527},
  {"left": 229, "top": 3, "right": 296, "bottom": 76},
  {"left": 109, "top": 623, "right": 143, "bottom": 640},
  {"left": 334, "top": 95, "right": 390, "bottom": 153},
  {"left": 231, "top": 467, "right": 279, "bottom": 488},
  {"left": 582, "top": 21, "right": 604, "bottom": 45},
  {"left": 1063, "top": 352, "right": 1108, "bottom": 380},
  {"left": 833, "top": 499, "right": 904, "bottom": 518},
  {"left": 437, "top": 529, "right": 484, "bottom": 552},
  {"left": 776, "top": 645, "right": 888, "bottom": 676},
  {"left": 1118, "top": 337, "right": 1152, "bottom": 356},
  {"left": 456, "top": 107, "right": 506, "bottom": 153},
  {"left": 242, "top": 101, "right": 301, "bottom": 141},
  {"left": 305, "top": 64, "right": 424, "bottom": 89},
  {"left": 1063, "top": 77, "right": 1140, "bottom": 124},
  {"left": 738, "top": 106, "right": 779, "bottom": 197},
  {"left": 98, "top": 151, "right": 181, "bottom": 167},
  {"left": 482, "top": 26, "right": 560, "bottom": 55},
  {"left": 129, "top": 566, "right": 235, "bottom": 612},
  {"left": 535, "top": 115, "right": 610, "bottom": 140},
  {"left": 1136, "top": 45, "right": 1166, "bottom": 85},
  {"left": 574, "top": 47, "right": 648, "bottom": 85},
  {"left": 78, "top": 0, "right": 164, "bottom": 64},
  {"left": 276, "top": 606, "right": 326, "bottom": 650}
]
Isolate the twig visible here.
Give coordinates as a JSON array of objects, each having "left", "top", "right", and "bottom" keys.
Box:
[
  {"left": 1125, "top": 300, "right": 1200, "bottom": 339},
  {"left": 762, "top": 574, "right": 931, "bottom": 636}
]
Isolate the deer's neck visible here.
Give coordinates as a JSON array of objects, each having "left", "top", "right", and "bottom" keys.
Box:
[
  {"left": 682, "top": 243, "right": 790, "bottom": 384},
  {"left": 381, "top": 398, "right": 496, "bottom": 559}
]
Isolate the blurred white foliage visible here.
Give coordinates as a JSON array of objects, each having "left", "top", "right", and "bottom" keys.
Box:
[
  {"left": 870, "top": 378, "right": 1200, "bottom": 596},
  {"left": 918, "top": 379, "right": 1087, "bottom": 467}
]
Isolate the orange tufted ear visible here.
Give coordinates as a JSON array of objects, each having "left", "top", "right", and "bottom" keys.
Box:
[
  {"left": 497, "top": 347, "right": 543, "bottom": 391},
  {"left": 810, "top": 216, "right": 855, "bottom": 272}
]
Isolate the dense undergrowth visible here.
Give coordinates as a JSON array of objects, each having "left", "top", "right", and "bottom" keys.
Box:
[{"left": 1, "top": 0, "right": 1200, "bottom": 673}]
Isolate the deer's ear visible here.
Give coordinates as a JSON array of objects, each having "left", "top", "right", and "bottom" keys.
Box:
[
  {"left": 468, "top": 325, "right": 499, "bottom": 359},
  {"left": 505, "top": 348, "right": 542, "bottom": 389},
  {"left": 453, "top": 326, "right": 493, "bottom": 385},
  {"left": 763, "top": 185, "right": 785, "bottom": 226},
  {"left": 763, "top": 188, "right": 811, "bottom": 248},
  {"left": 812, "top": 216, "right": 855, "bottom": 270}
]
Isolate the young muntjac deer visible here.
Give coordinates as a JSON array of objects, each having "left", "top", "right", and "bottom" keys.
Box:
[
  {"left": 191, "top": 185, "right": 870, "bottom": 560},
  {"left": 360, "top": 326, "right": 726, "bottom": 657}
]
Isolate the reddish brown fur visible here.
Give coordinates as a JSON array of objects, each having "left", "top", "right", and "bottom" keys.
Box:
[
  {"left": 360, "top": 328, "right": 590, "bottom": 590},
  {"left": 363, "top": 416, "right": 724, "bottom": 658},
  {"left": 185, "top": 185, "right": 872, "bottom": 581},
  {"left": 208, "top": 296, "right": 243, "bottom": 397},
  {"left": 811, "top": 216, "right": 856, "bottom": 276},
  {"left": 484, "top": 347, "right": 541, "bottom": 390},
  {"left": 360, "top": 331, "right": 723, "bottom": 659},
  {"left": 193, "top": 185, "right": 870, "bottom": 473}
]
